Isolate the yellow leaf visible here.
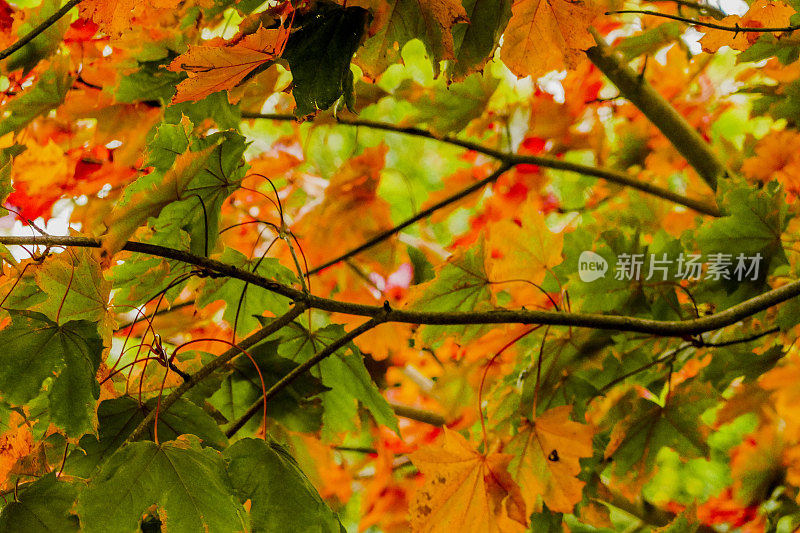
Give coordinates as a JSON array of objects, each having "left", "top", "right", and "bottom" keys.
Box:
[
  {"left": 507, "top": 405, "right": 594, "bottom": 514},
  {"left": 501, "top": 0, "right": 600, "bottom": 79},
  {"left": 700, "top": 0, "right": 796, "bottom": 53},
  {"left": 486, "top": 200, "right": 562, "bottom": 305},
  {"left": 168, "top": 26, "right": 288, "bottom": 104},
  {"left": 409, "top": 428, "right": 528, "bottom": 532}
]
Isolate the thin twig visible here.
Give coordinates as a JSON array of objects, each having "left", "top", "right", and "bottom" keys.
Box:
[
  {"left": 608, "top": 9, "right": 800, "bottom": 32},
  {"left": 308, "top": 163, "right": 512, "bottom": 274},
  {"left": 125, "top": 303, "right": 307, "bottom": 443},
  {"left": 648, "top": 0, "right": 726, "bottom": 18},
  {"left": 0, "top": 0, "right": 83, "bottom": 61}
]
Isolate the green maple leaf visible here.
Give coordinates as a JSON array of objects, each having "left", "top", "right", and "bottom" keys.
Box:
[
  {"left": 225, "top": 438, "right": 343, "bottom": 533},
  {"left": 604, "top": 382, "right": 718, "bottom": 491},
  {"left": 356, "top": 0, "right": 467, "bottom": 78},
  {"left": 393, "top": 70, "right": 500, "bottom": 135},
  {"left": 695, "top": 181, "right": 788, "bottom": 271},
  {"left": 0, "top": 311, "right": 103, "bottom": 437},
  {"left": 275, "top": 322, "right": 399, "bottom": 435},
  {"left": 32, "top": 248, "right": 114, "bottom": 337},
  {"left": 405, "top": 238, "right": 495, "bottom": 344},
  {"left": 65, "top": 396, "right": 228, "bottom": 478},
  {"left": 0, "top": 473, "right": 79, "bottom": 532},
  {"left": 0, "top": 60, "right": 72, "bottom": 137},
  {"left": 76, "top": 436, "right": 248, "bottom": 533},
  {"left": 283, "top": 4, "right": 369, "bottom": 115},
  {"left": 197, "top": 248, "right": 297, "bottom": 336},
  {"left": 449, "top": 0, "right": 511, "bottom": 78},
  {"left": 208, "top": 340, "right": 327, "bottom": 433}
]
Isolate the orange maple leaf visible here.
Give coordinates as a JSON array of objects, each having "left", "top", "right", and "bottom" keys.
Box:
[
  {"left": 409, "top": 428, "right": 527, "bottom": 532},
  {"left": 486, "top": 199, "right": 563, "bottom": 306},
  {"left": 506, "top": 405, "right": 594, "bottom": 514},
  {"left": 501, "top": 0, "right": 601, "bottom": 79},
  {"left": 79, "top": 0, "right": 180, "bottom": 34},
  {"left": 700, "top": 0, "right": 796, "bottom": 53},
  {"left": 168, "top": 26, "right": 289, "bottom": 104},
  {"left": 295, "top": 144, "right": 396, "bottom": 269}
]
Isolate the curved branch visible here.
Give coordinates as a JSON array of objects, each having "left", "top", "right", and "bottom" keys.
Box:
[
  {"left": 586, "top": 31, "right": 728, "bottom": 190},
  {"left": 125, "top": 303, "right": 307, "bottom": 443},
  {"left": 241, "top": 113, "right": 721, "bottom": 217},
  {"left": 1, "top": 235, "right": 798, "bottom": 337},
  {"left": 0, "top": 0, "right": 83, "bottom": 61}
]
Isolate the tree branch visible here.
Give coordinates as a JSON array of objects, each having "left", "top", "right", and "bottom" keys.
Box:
[
  {"left": 1, "top": 235, "right": 798, "bottom": 336},
  {"left": 242, "top": 113, "right": 721, "bottom": 217},
  {"left": 388, "top": 403, "right": 446, "bottom": 426},
  {"left": 125, "top": 303, "right": 307, "bottom": 443},
  {"left": 308, "top": 163, "right": 513, "bottom": 275},
  {"left": 609, "top": 9, "right": 800, "bottom": 32},
  {"left": 224, "top": 315, "right": 386, "bottom": 437},
  {"left": 586, "top": 31, "right": 728, "bottom": 190},
  {"left": 0, "top": 0, "right": 83, "bottom": 61}
]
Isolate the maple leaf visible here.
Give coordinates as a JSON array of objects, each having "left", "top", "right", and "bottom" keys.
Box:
[
  {"left": 506, "top": 406, "right": 594, "bottom": 514},
  {"left": 296, "top": 144, "right": 396, "bottom": 268},
  {"left": 355, "top": 0, "right": 468, "bottom": 78},
  {"left": 31, "top": 248, "right": 116, "bottom": 341},
  {"left": 168, "top": 26, "right": 289, "bottom": 104},
  {"left": 700, "top": 0, "right": 796, "bottom": 53},
  {"left": 501, "top": 0, "right": 600, "bottom": 79},
  {"left": 487, "top": 199, "right": 563, "bottom": 305},
  {"left": 79, "top": 0, "right": 180, "bottom": 34},
  {"left": 409, "top": 428, "right": 527, "bottom": 532},
  {"left": 100, "top": 140, "right": 217, "bottom": 263}
]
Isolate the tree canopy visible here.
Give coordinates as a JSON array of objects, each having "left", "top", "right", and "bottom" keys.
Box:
[{"left": 0, "top": 0, "right": 799, "bottom": 531}]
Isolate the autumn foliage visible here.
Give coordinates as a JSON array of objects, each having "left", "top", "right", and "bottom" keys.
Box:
[{"left": 2, "top": 0, "right": 800, "bottom": 531}]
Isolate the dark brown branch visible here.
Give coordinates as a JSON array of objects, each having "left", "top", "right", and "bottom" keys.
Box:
[
  {"left": 126, "top": 303, "right": 307, "bottom": 443},
  {"left": 1, "top": 235, "right": 798, "bottom": 336},
  {"left": 609, "top": 9, "right": 800, "bottom": 32},
  {"left": 586, "top": 31, "right": 728, "bottom": 190},
  {"left": 224, "top": 316, "right": 385, "bottom": 437},
  {"left": 308, "top": 163, "right": 513, "bottom": 274},
  {"left": 0, "top": 0, "right": 83, "bottom": 61},
  {"left": 242, "top": 113, "right": 721, "bottom": 217}
]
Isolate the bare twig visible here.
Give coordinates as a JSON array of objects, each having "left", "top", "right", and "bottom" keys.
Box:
[{"left": 0, "top": 0, "right": 83, "bottom": 61}]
